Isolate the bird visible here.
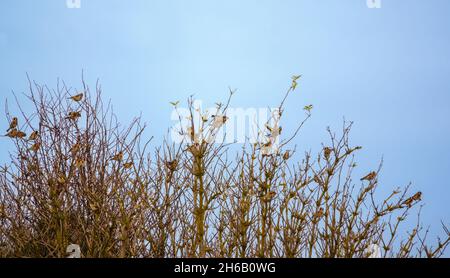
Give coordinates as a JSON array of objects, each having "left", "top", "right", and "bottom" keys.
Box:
[
  {"left": 165, "top": 159, "right": 178, "bottom": 171},
  {"left": 66, "top": 111, "right": 81, "bottom": 121},
  {"left": 4, "top": 128, "right": 18, "bottom": 138},
  {"left": 7, "top": 117, "right": 18, "bottom": 132},
  {"left": 111, "top": 151, "right": 123, "bottom": 161},
  {"left": 66, "top": 244, "right": 81, "bottom": 258},
  {"left": 314, "top": 207, "right": 324, "bottom": 219},
  {"left": 123, "top": 161, "right": 133, "bottom": 169},
  {"left": 360, "top": 171, "right": 377, "bottom": 181},
  {"left": 364, "top": 243, "right": 381, "bottom": 258},
  {"left": 28, "top": 131, "right": 38, "bottom": 141},
  {"left": 403, "top": 191, "right": 422, "bottom": 207},
  {"left": 283, "top": 150, "right": 290, "bottom": 160},
  {"left": 323, "top": 147, "right": 332, "bottom": 160},
  {"left": 15, "top": 130, "right": 26, "bottom": 139},
  {"left": 29, "top": 142, "right": 41, "bottom": 152},
  {"left": 68, "top": 93, "right": 83, "bottom": 102}
]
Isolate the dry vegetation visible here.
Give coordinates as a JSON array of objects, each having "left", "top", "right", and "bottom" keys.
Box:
[{"left": 0, "top": 76, "right": 449, "bottom": 258}]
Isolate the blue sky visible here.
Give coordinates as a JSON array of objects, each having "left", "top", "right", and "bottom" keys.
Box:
[{"left": 1, "top": 0, "right": 449, "bottom": 255}]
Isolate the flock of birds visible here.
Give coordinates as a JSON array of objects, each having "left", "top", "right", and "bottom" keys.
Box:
[
  {"left": 3, "top": 92, "right": 133, "bottom": 169},
  {"left": 2, "top": 89, "right": 422, "bottom": 258},
  {"left": 3, "top": 93, "right": 83, "bottom": 142},
  {"left": 359, "top": 171, "right": 422, "bottom": 207}
]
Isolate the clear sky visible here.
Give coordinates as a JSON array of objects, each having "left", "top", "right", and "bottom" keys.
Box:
[{"left": 1, "top": 0, "right": 449, "bottom": 255}]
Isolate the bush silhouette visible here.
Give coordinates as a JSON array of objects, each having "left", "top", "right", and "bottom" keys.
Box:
[{"left": 0, "top": 76, "right": 448, "bottom": 258}]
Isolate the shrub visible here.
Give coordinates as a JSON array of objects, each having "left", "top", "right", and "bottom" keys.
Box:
[{"left": 0, "top": 76, "right": 448, "bottom": 258}]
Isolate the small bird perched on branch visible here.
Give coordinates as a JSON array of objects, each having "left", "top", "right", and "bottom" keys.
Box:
[
  {"left": 403, "top": 191, "right": 422, "bottom": 207},
  {"left": 28, "top": 131, "right": 38, "bottom": 141},
  {"left": 111, "top": 151, "right": 123, "bottom": 161},
  {"left": 282, "top": 150, "right": 291, "bottom": 160},
  {"left": 123, "top": 161, "right": 133, "bottom": 169},
  {"left": 68, "top": 93, "right": 83, "bottom": 102},
  {"left": 165, "top": 159, "right": 178, "bottom": 171},
  {"left": 4, "top": 128, "right": 18, "bottom": 138},
  {"left": 66, "top": 111, "right": 81, "bottom": 121},
  {"left": 5, "top": 129, "right": 27, "bottom": 139},
  {"left": 323, "top": 147, "right": 332, "bottom": 160},
  {"left": 313, "top": 207, "right": 325, "bottom": 221},
  {"left": 15, "top": 130, "right": 26, "bottom": 138},
  {"left": 7, "top": 117, "right": 18, "bottom": 132},
  {"left": 360, "top": 171, "right": 377, "bottom": 181}
]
